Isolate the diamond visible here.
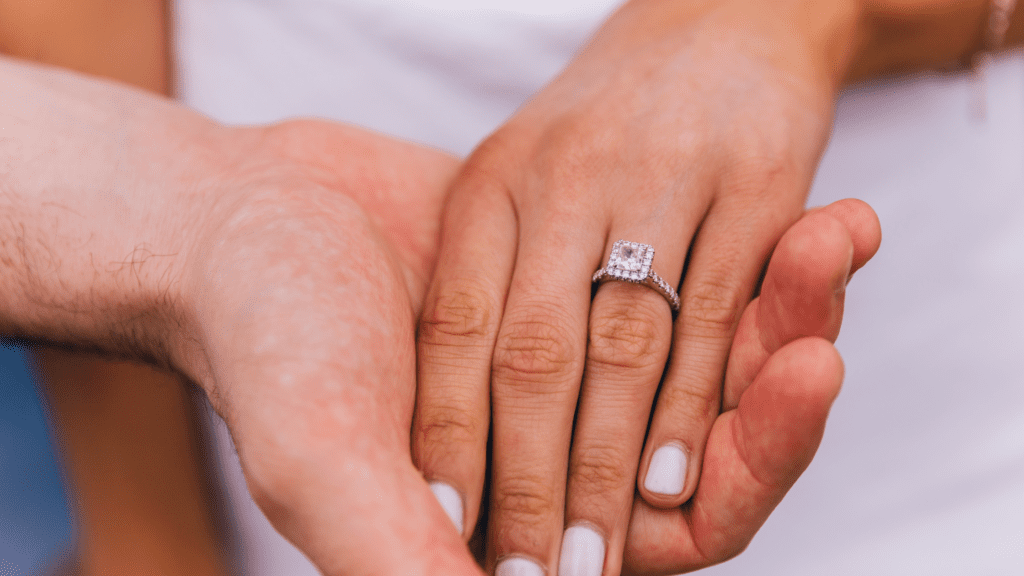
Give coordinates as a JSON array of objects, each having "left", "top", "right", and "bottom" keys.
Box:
[
  {"left": 596, "top": 241, "right": 680, "bottom": 313},
  {"left": 608, "top": 240, "right": 653, "bottom": 277},
  {"left": 618, "top": 245, "right": 643, "bottom": 271}
]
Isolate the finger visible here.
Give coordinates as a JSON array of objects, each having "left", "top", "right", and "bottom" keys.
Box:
[
  {"left": 487, "top": 223, "right": 600, "bottom": 576},
  {"left": 241, "top": 427, "right": 486, "bottom": 576},
  {"left": 638, "top": 197, "right": 800, "bottom": 508},
  {"left": 723, "top": 198, "right": 881, "bottom": 409},
  {"left": 621, "top": 337, "right": 844, "bottom": 575},
  {"left": 414, "top": 175, "right": 518, "bottom": 539},
  {"left": 561, "top": 236, "right": 690, "bottom": 576},
  {"left": 812, "top": 198, "right": 882, "bottom": 280}
]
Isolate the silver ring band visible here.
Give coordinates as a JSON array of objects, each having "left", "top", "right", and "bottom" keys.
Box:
[{"left": 592, "top": 240, "right": 680, "bottom": 313}]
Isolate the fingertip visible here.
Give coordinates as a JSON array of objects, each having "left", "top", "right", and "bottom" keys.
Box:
[
  {"left": 759, "top": 213, "right": 852, "bottom": 349},
  {"left": 559, "top": 524, "right": 606, "bottom": 576},
  {"left": 495, "top": 556, "right": 546, "bottom": 576},
  {"left": 639, "top": 443, "right": 691, "bottom": 507},
  {"left": 817, "top": 198, "right": 882, "bottom": 275},
  {"left": 772, "top": 210, "right": 854, "bottom": 289}
]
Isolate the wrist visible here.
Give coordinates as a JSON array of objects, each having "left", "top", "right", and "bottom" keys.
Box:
[
  {"left": 845, "top": 0, "right": 1024, "bottom": 83},
  {"left": 613, "top": 0, "right": 865, "bottom": 97},
  {"left": 719, "top": 0, "right": 865, "bottom": 95},
  {"left": 0, "top": 57, "right": 221, "bottom": 369},
  {"left": 847, "top": 0, "right": 989, "bottom": 82}
]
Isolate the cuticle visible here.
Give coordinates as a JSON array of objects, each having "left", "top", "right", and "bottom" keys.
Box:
[
  {"left": 565, "top": 520, "right": 609, "bottom": 544},
  {"left": 495, "top": 553, "right": 547, "bottom": 574},
  {"left": 427, "top": 478, "right": 466, "bottom": 500}
]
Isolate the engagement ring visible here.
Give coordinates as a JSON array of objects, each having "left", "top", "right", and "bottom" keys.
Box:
[{"left": 592, "top": 240, "right": 680, "bottom": 313}]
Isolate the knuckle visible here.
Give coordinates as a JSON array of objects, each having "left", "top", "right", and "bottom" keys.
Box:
[
  {"left": 419, "top": 283, "right": 495, "bottom": 345},
  {"left": 415, "top": 402, "right": 482, "bottom": 458},
  {"left": 262, "top": 119, "right": 314, "bottom": 150},
  {"left": 457, "top": 152, "right": 510, "bottom": 197},
  {"left": 680, "top": 277, "right": 744, "bottom": 335},
  {"left": 467, "top": 128, "right": 520, "bottom": 166},
  {"left": 729, "top": 153, "right": 791, "bottom": 191},
  {"left": 720, "top": 151, "right": 802, "bottom": 224},
  {"left": 659, "top": 381, "right": 720, "bottom": 424},
  {"left": 492, "top": 314, "right": 579, "bottom": 387},
  {"left": 588, "top": 292, "right": 669, "bottom": 371},
  {"left": 492, "top": 473, "right": 557, "bottom": 537},
  {"left": 531, "top": 116, "right": 624, "bottom": 202},
  {"left": 571, "top": 443, "right": 633, "bottom": 498}
]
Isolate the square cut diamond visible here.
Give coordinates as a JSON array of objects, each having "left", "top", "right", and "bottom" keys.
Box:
[{"left": 608, "top": 240, "right": 653, "bottom": 279}]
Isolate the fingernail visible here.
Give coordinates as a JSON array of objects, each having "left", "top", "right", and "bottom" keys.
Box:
[
  {"left": 644, "top": 444, "right": 687, "bottom": 495},
  {"left": 496, "top": 556, "right": 545, "bottom": 576},
  {"left": 559, "top": 525, "right": 605, "bottom": 576},
  {"left": 429, "top": 481, "right": 464, "bottom": 535}
]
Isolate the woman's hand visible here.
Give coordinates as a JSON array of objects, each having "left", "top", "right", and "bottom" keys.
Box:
[{"left": 412, "top": 0, "right": 863, "bottom": 573}]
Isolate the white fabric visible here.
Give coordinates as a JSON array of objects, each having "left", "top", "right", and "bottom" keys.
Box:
[
  {"left": 177, "top": 0, "right": 618, "bottom": 155},
  {"left": 175, "top": 1, "right": 1024, "bottom": 574}
]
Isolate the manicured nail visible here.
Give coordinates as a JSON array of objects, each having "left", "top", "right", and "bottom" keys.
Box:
[
  {"left": 644, "top": 444, "right": 687, "bottom": 495},
  {"left": 559, "top": 525, "right": 605, "bottom": 576},
  {"left": 429, "top": 481, "right": 464, "bottom": 535},
  {"left": 496, "top": 556, "right": 545, "bottom": 576}
]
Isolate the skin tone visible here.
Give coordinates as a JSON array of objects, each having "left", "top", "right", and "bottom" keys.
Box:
[
  {"left": 0, "top": 46, "right": 879, "bottom": 576},
  {"left": 2, "top": 0, "right": 1021, "bottom": 574},
  {"left": 0, "top": 1, "right": 230, "bottom": 574},
  {"left": 0, "top": 56, "right": 471, "bottom": 576},
  {"left": 412, "top": 0, "right": 1024, "bottom": 575}
]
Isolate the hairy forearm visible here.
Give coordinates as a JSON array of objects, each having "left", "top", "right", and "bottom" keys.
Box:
[{"left": 0, "top": 56, "right": 219, "bottom": 363}]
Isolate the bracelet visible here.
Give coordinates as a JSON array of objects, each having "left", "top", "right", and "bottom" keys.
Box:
[
  {"left": 971, "top": 0, "right": 1018, "bottom": 118},
  {"left": 973, "top": 0, "right": 1018, "bottom": 65},
  {"left": 984, "top": 0, "right": 1018, "bottom": 52}
]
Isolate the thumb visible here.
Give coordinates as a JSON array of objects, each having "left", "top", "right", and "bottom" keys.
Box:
[{"left": 238, "top": 433, "right": 484, "bottom": 576}]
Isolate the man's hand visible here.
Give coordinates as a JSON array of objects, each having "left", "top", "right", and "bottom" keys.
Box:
[
  {"left": 182, "top": 120, "right": 486, "bottom": 576},
  {"left": 0, "top": 57, "right": 481, "bottom": 576}
]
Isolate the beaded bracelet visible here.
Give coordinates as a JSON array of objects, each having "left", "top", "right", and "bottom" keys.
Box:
[
  {"left": 971, "top": 0, "right": 1018, "bottom": 118},
  {"left": 984, "top": 0, "right": 1018, "bottom": 52}
]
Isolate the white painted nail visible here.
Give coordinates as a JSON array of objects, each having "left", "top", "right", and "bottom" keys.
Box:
[
  {"left": 559, "top": 525, "right": 606, "bottom": 576},
  {"left": 644, "top": 444, "right": 687, "bottom": 496},
  {"left": 496, "top": 556, "right": 545, "bottom": 576},
  {"left": 429, "top": 481, "right": 464, "bottom": 535}
]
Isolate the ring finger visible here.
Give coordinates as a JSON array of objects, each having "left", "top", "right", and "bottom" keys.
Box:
[{"left": 559, "top": 232, "right": 692, "bottom": 576}]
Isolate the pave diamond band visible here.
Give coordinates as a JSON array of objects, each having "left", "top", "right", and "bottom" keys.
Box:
[{"left": 592, "top": 240, "right": 680, "bottom": 313}]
